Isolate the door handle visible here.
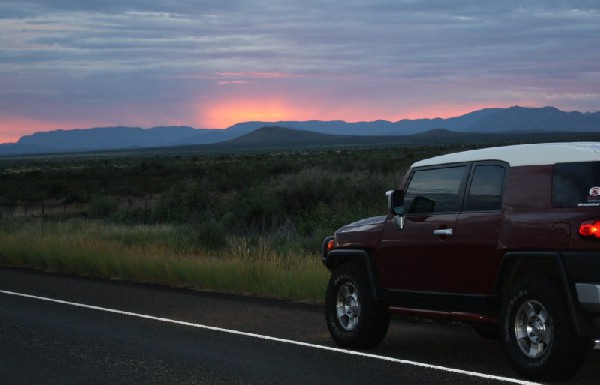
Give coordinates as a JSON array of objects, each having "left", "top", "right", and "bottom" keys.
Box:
[{"left": 433, "top": 228, "right": 453, "bottom": 236}]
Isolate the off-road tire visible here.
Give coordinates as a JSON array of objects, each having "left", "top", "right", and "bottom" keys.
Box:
[
  {"left": 500, "top": 275, "right": 588, "bottom": 381},
  {"left": 325, "top": 262, "right": 390, "bottom": 349}
]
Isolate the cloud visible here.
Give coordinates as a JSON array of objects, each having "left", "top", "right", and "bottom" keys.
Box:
[
  {"left": 3, "top": 1, "right": 599, "bottom": 80},
  {"left": 0, "top": 0, "right": 599, "bottom": 138}
]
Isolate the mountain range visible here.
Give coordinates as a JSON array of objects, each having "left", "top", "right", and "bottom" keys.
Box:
[{"left": 1, "top": 106, "right": 600, "bottom": 156}]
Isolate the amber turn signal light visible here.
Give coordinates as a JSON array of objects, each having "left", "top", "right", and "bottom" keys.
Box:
[{"left": 327, "top": 239, "right": 335, "bottom": 251}]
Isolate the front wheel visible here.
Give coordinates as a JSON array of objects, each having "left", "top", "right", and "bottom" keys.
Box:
[
  {"left": 325, "top": 262, "right": 390, "bottom": 349},
  {"left": 500, "top": 275, "right": 588, "bottom": 381}
]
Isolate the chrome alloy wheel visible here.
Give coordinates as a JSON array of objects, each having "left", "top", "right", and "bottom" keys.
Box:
[
  {"left": 514, "top": 300, "right": 553, "bottom": 358},
  {"left": 336, "top": 282, "right": 361, "bottom": 331}
]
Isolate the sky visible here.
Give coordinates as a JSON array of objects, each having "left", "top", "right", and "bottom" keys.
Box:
[{"left": 1, "top": 1, "right": 599, "bottom": 143}]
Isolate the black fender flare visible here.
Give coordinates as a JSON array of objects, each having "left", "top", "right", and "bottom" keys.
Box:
[
  {"left": 322, "top": 244, "right": 383, "bottom": 300},
  {"left": 495, "top": 251, "right": 595, "bottom": 337}
]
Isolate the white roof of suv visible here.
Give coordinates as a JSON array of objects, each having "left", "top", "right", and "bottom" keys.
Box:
[{"left": 412, "top": 142, "right": 600, "bottom": 168}]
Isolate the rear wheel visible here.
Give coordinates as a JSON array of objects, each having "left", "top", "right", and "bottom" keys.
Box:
[
  {"left": 500, "top": 275, "right": 588, "bottom": 381},
  {"left": 325, "top": 262, "right": 390, "bottom": 349}
]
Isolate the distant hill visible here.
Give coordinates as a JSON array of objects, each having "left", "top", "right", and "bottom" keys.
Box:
[
  {"left": 2, "top": 106, "right": 600, "bottom": 156},
  {"left": 208, "top": 126, "right": 600, "bottom": 154},
  {"left": 222, "top": 112, "right": 497, "bottom": 137},
  {"left": 13, "top": 126, "right": 201, "bottom": 154},
  {"left": 467, "top": 106, "right": 600, "bottom": 132},
  {"left": 224, "top": 126, "right": 337, "bottom": 146},
  {"left": 221, "top": 126, "right": 471, "bottom": 149},
  {"left": 225, "top": 106, "right": 600, "bottom": 136}
]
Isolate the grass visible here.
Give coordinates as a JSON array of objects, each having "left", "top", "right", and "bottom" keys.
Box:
[
  {"left": 0, "top": 219, "right": 330, "bottom": 303},
  {"left": 0, "top": 145, "right": 448, "bottom": 302},
  {"left": 0, "top": 146, "right": 417, "bottom": 304}
]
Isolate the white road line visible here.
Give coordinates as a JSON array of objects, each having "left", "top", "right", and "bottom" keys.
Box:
[{"left": 0, "top": 289, "right": 541, "bottom": 385}]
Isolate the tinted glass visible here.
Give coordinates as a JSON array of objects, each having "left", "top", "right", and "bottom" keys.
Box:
[
  {"left": 465, "top": 165, "right": 505, "bottom": 211},
  {"left": 553, "top": 162, "right": 600, "bottom": 208},
  {"left": 404, "top": 166, "right": 466, "bottom": 214}
]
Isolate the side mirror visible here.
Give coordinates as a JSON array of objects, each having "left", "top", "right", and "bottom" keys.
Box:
[{"left": 386, "top": 190, "right": 404, "bottom": 216}]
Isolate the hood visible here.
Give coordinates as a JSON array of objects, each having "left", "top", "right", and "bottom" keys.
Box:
[
  {"left": 337, "top": 215, "right": 386, "bottom": 233},
  {"left": 334, "top": 215, "right": 387, "bottom": 249}
]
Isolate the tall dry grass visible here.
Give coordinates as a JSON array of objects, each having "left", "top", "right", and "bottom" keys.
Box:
[{"left": 0, "top": 219, "right": 329, "bottom": 302}]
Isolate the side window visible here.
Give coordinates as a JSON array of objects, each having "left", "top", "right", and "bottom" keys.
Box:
[
  {"left": 553, "top": 162, "right": 600, "bottom": 207},
  {"left": 465, "top": 165, "right": 506, "bottom": 211},
  {"left": 404, "top": 166, "right": 466, "bottom": 214}
]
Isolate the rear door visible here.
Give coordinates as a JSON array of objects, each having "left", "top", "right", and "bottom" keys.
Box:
[{"left": 453, "top": 162, "right": 507, "bottom": 294}]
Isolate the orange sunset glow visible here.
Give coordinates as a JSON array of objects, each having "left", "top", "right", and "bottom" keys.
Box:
[
  {"left": 199, "top": 98, "right": 315, "bottom": 129},
  {"left": 0, "top": 116, "right": 70, "bottom": 143},
  {"left": 0, "top": 100, "right": 510, "bottom": 144},
  {"left": 197, "top": 97, "right": 493, "bottom": 130}
]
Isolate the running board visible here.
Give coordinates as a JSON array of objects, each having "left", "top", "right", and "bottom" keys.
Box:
[{"left": 388, "top": 306, "right": 497, "bottom": 324}]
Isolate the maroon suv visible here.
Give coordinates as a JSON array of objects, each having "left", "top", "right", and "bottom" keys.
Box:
[{"left": 321, "top": 142, "right": 600, "bottom": 381}]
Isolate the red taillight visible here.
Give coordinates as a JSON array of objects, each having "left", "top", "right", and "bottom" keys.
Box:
[
  {"left": 327, "top": 239, "right": 335, "bottom": 251},
  {"left": 579, "top": 221, "right": 600, "bottom": 237}
]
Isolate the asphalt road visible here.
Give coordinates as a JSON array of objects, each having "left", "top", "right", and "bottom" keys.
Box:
[{"left": 1, "top": 267, "right": 598, "bottom": 385}]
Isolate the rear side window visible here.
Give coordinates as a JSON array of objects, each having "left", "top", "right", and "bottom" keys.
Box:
[
  {"left": 465, "top": 165, "right": 506, "bottom": 211},
  {"left": 553, "top": 162, "right": 600, "bottom": 208},
  {"left": 404, "top": 166, "right": 466, "bottom": 214}
]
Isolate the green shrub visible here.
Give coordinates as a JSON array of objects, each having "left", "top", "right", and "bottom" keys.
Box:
[
  {"left": 190, "top": 221, "right": 227, "bottom": 250},
  {"left": 90, "top": 195, "right": 118, "bottom": 217}
]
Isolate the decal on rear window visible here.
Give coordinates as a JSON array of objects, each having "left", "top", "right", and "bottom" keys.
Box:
[
  {"left": 582, "top": 186, "right": 600, "bottom": 206},
  {"left": 552, "top": 162, "right": 600, "bottom": 208}
]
